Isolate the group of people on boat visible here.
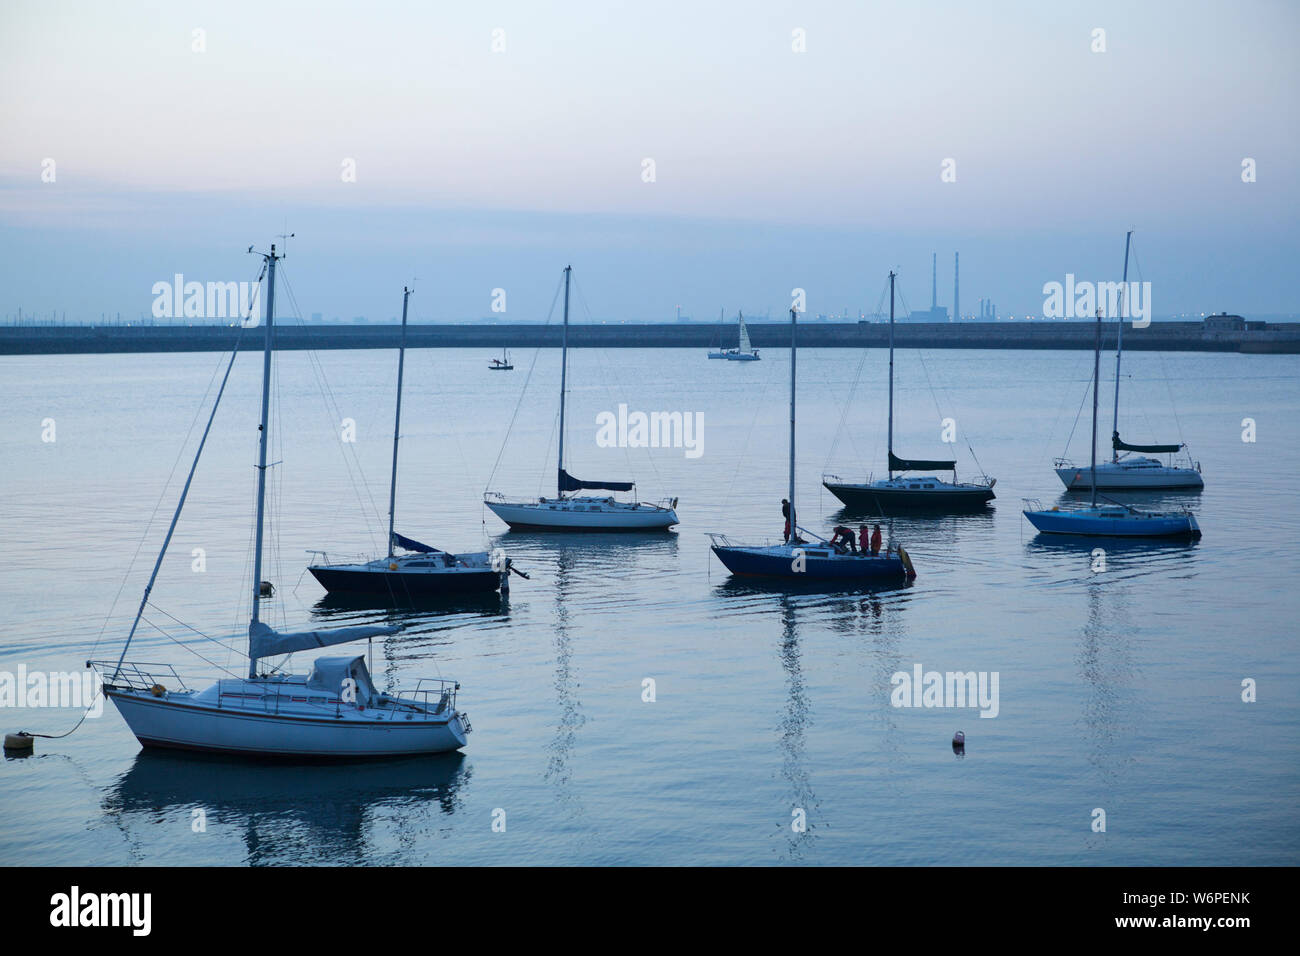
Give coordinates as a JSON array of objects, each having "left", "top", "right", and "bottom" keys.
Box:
[
  {"left": 829, "top": 523, "right": 881, "bottom": 556},
  {"left": 781, "top": 499, "right": 882, "bottom": 555}
]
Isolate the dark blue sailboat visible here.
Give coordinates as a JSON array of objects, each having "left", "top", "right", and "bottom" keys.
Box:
[
  {"left": 710, "top": 307, "right": 917, "bottom": 583},
  {"left": 309, "top": 287, "right": 522, "bottom": 598},
  {"left": 823, "top": 271, "right": 995, "bottom": 514}
]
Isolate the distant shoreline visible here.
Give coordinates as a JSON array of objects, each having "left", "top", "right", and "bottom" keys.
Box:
[{"left": 3, "top": 321, "right": 1298, "bottom": 355}]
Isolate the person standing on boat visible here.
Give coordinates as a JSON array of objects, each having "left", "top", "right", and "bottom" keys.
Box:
[
  {"left": 859, "top": 525, "right": 870, "bottom": 554},
  {"left": 782, "top": 499, "right": 792, "bottom": 539},
  {"left": 869, "top": 524, "right": 882, "bottom": 556}
]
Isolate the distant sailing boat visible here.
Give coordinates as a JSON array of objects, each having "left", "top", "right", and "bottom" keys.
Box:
[
  {"left": 708, "top": 311, "right": 761, "bottom": 361},
  {"left": 1024, "top": 300, "right": 1201, "bottom": 539},
  {"left": 1055, "top": 231, "right": 1203, "bottom": 491},
  {"left": 94, "top": 245, "right": 471, "bottom": 757},
  {"left": 710, "top": 307, "right": 917, "bottom": 582},
  {"left": 489, "top": 347, "right": 514, "bottom": 371},
  {"left": 484, "top": 265, "right": 680, "bottom": 531},
  {"left": 308, "top": 287, "right": 518, "bottom": 599},
  {"left": 823, "top": 271, "right": 996, "bottom": 514}
]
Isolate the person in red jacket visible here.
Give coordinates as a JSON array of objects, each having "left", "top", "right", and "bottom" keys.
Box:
[
  {"left": 869, "top": 524, "right": 882, "bottom": 556},
  {"left": 830, "top": 525, "right": 858, "bottom": 554}
]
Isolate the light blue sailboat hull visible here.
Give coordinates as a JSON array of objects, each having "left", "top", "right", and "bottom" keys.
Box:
[{"left": 1022, "top": 507, "right": 1200, "bottom": 538}]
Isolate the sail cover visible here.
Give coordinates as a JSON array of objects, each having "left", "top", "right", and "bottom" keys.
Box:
[
  {"left": 558, "top": 468, "right": 634, "bottom": 492},
  {"left": 249, "top": 620, "right": 400, "bottom": 662},
  {"left": 889, "top": 451, "right": 956, "bottom": 472},
  {"left": 391, "top": 532, "right": 440, "bottom": 553},
  {"left": 738, "top": 317, "right": 752, "bottom": 353},
  {"left": 1113, "top": 431, "right": 1183, "bottom": 454}
]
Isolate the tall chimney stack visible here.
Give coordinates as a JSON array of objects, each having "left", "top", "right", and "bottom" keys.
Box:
[{"left": 953, "top": 252, "right": 960, "bottom": 323}]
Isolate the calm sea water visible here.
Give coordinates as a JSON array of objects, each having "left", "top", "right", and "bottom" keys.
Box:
[{"left": 1, "top": 343, "right": 1297, "bottom": 866}]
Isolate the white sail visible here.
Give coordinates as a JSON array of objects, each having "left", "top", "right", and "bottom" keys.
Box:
[
  {"left": 249, "top": 620, "right": 400, "bottom": 662},
  {"left": 737, "top": 315, "right": 752, "bottom": 353}
]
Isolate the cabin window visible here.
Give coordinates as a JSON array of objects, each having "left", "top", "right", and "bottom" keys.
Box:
[
  {"left": 909, "top": 484, "right": 920, "bottom": 489},
  {"left": 923, "top": 484, "right": 935, "bottom": 489}
]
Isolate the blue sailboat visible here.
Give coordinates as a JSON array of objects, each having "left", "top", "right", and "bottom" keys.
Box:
[
  {"left": 1024, "top": 288, "right": 1201, "bottom": 540},
  {"left": 710, "top": 307, "right": 917, "bottom": 582}
]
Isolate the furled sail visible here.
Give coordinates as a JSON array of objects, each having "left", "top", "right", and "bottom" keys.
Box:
[
  {"left": 1112, "top": 431, "right": 1182, "bottom": 454},
  {"left": 391, "top": 532, "right": 440, "bottom": 553},
  {"left": 558, "top": 468, "right": 634, "bottom": 492},
  {"left": 889, "top": 451, "right": 956, "bottom": 472},
  {"left": 249, "top": 620, "right": 400, "bottom": 662},
  {"left": 738, "top": 316, "right": 752, "bottom": 353}
]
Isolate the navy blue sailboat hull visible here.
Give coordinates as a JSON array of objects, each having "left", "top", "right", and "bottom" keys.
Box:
[
  {"left": 710, "top": 544, "right": 913, "bottom": 581},
  {"left": 308, "top": 566, "right": 501, "bottom": 597},
  {"left": 823, "top": 481, "right": 994, "bottom": 514}
]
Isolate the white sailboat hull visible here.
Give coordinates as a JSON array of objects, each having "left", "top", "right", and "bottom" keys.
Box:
[
  {"left": 106, "top": 686, "right": 469, "bottom": 758},
  {"left": 484, "top": 496, "right": 678, "bottom": 531},
  {"left": 1055, "top": 459, "right": 1203, "bottom": 490}
]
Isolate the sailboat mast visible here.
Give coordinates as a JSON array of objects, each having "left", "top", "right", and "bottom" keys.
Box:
[
  {"left": 386, "top": 286, "right": 410, "bottom": 559},
  {"left": 249, "top": 244, "right": 278, "bottom": 677},
  {"left": 788, "top": 306, "right": 797, "bottom": 544},
  {"left": 1090, "top": 307, "right": 1101, "bottom": 509},
  {"left": 557, "top": 265, "right": 571, "bottom": 498},
  {"left": 1112, "top": 230, "right": 1132, "bottom": 462},
  {"left": 888, "top": 270, "right": 896, "bottom": 480}
]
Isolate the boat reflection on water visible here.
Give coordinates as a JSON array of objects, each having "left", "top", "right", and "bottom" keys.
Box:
[
  {"left": 545, "top": 546, "right": 587, "bottom": 812},
  {"left": 1025, "top": 532, "right": 1201, "bottom": 563},
  {"left": 711, "top": 573, "right": 914, "bottom": 601},
  {"left": 491, "top": 529, "right": 680, "bottom": 560},
  {"left": 103, "top": 749, "right": 469, "bottom": 865},
  {"left": 775, "top": 597, "right": 815, "bottom": 862},
  {"left": 311, "top": 589, "right": 509, "bottom": 619}
]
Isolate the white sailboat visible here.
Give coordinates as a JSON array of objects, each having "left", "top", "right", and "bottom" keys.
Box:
[
  {"left": 484, "top": 265, "right": 679, "bottom": 531},
  {"left": 1025, "top": 296, "right": 1201, "bottom": 539},
  {"left": 709, "top": 311, "right": 761, "bottom": 361},
  {"left": 1055, "top": 231, "right": 1203, "bottom": 491},
  {"left": 94, "top": 244, "right": 471, "bottom": 757}
]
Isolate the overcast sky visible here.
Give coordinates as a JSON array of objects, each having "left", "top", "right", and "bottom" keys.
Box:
[{"left": 1, "top": 0, "right": 1296, "bottom": 322}]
